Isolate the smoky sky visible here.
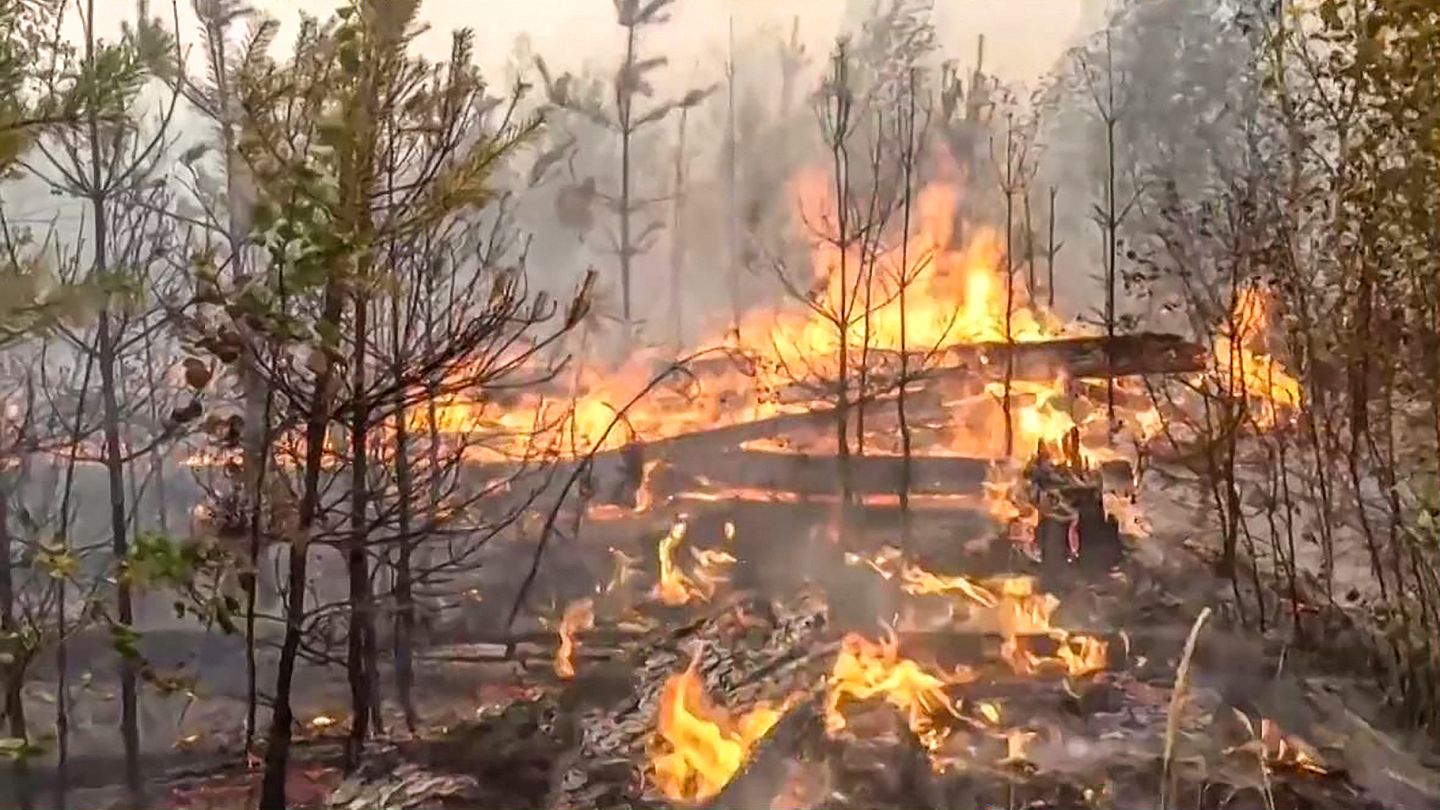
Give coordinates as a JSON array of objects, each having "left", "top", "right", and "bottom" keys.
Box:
[{"left": 83, "top": 0, "right": 1105, "bottom": 90}]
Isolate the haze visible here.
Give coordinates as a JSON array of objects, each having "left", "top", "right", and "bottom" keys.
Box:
[{"left": 89, "top": 0, "right": 1103, "bottom": 88}]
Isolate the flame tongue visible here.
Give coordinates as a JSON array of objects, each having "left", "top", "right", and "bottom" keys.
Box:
[
  {"left": 653, "top": 519, "right": 697, "bottom": 606},
  {"left": 649, "top": 650, "right": 783, "bottom": 803},
  {"left": 825, "top": 631, "right": 973, "bottom": 753},
  {"left": 653, "top": 518, "right": 735, "bottom": 606},
  {"left": 980, "top": 576, "right": 1108, "bottom": 678},
  {"left": 554, "top": 598, "right": 595, "bottom": 680},
  {"left": 1211, "top": 286, "right": 1302, "bottom": 426}
]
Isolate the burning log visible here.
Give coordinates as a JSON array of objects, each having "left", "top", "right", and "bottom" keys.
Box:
[
  {"left": 920, "top": 332, "right": 1207, "bottom": 382},
  {"left": 696, "top": 692, "right": 828, "bottom": 810},
  {"left": 665, "top": 448, "right": 991, "bottom": 499}
]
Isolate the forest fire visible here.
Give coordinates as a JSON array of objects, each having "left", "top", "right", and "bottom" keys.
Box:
[
  {"left": 652, "top": 518, "right": 734, "bottom": 606},
  {"left": 1212, "top": 287, "right": 1302, "bottom": 427},
  {"left": 648, "top": 650, "right": 787, "bottom": 804},
  {"left": 553, "top": 598, "right": 594, "bottom": 680},
  {"left": 9, "top": 1, "right": 1433, "bottom": 809},
  {"left": 825, "top": 631, "right": 972, "bottom": 754}
]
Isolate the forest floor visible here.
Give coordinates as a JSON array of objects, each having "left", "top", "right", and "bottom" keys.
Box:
[{"left": 10, "top": 456, "right": 1440, "bottom": 810}]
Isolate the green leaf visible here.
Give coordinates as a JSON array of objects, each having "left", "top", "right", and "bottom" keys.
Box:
[
  {"left": 110, "top": 624, "right": 143, "bottom": 662},
  {"left": 0, "top": 737, "right": 44, "bottom": 762}
]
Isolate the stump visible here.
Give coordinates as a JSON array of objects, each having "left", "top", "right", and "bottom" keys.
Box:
[{"left": 1028, "top": 430, "right": 1123, "bottom": 585}]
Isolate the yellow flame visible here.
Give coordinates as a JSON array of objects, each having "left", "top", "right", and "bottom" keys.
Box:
[
  {"left": 1212, "top": 287, "right": 1302, "bottom": 427},
  {"left": 554, "top": 598, "right": 595, "bottom": 680},
  {"left": 649, "top": 651, "right": 784, "bottom": 803},
  {"left": 825, "top": 632, "right": 973, "bottom": 753}
]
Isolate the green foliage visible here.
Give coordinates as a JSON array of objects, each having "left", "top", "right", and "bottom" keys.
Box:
[
  {"left": 109, "top": 622, "right": 142, "bottom": 662},
  {"left": 0, "top": 221, "right": 141, "bottom": 349},
  {"left": 0, "top": 736, "right": 45, "bottom": 762},
  {"left": 125, "top": 533, "right": 241, "bottom": 635}
]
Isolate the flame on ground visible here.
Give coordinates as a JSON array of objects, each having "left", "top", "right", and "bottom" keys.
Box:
[
  {"left": 1212, "top": 287, "right": 1302, "bottom": 427},
  {"left": 899, "top": 564, "right": 1000, "bottom": 610},
  {"left": 825, "top": 631, "right": 974, "bottom": 753},
  {"left": 979, "top": 576, "right": 1109, "bottom": 679},
  {"left": 1228, "top": 711, "right": 1329, "bottom": 776},
  {"left": 652, "top": 518, "right": 733, "bottom": 606},
  {"left": 554, "top": 598, "right": 595, "bottom": 680},
  {"left": 648, "top": 650, "right": 784, "bottom": 804}
]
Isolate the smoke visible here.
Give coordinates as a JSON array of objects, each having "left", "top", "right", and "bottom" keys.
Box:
[{"left": 224, "top": 0, "right": 1099, "bottom": 89}]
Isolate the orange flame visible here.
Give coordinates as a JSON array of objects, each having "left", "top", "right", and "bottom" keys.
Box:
[
  {"left": 825, "top": 632, "right": 973, "bottom": 753},
  {"left": 1212, "top": 287, "right": 1302, "bottom": 427},
  {"left": 654, "top": 519, "right": 696, "bottom": 606},
  {"left": 652, "top": 519, "right": 734, "bottom": 606},
  {"left": 979, "top": 576, "right": 1108, "bottom": 678},
  {"left": 649, "top": 650, "right": 784, "bottom": 803},
  {"left": 554, "top": 598, "right": 595, "bottom": 680}
]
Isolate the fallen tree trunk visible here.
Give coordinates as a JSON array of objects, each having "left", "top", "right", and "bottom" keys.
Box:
[
  {"left": 921, "top": 332, "right": 1208, "bottom": 382},
  {"left": 659, "top": 449, "right": 991, "bottom": 498}
]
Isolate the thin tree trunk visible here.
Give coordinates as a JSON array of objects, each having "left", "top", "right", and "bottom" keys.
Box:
[
  {"left": 96, "top": 307, "right": 143, "bottom": 804},
  {"left": 1023, "top": 187, "right": 1036, "bottom": 296},
  {"left": 140, "top": 327, "right": 169, "bottom": 535},
  {"left": 1002, "top": 118, "right": 1016, "bottom": 459},
  {"left": 345, "top": 295, "right": 375, "bottom": 769},
  {"left": 670, "top": 108, "right": 688, "bottom": 351},
  {"left": 1046, "top": 186, "right": 1057, "bottom": 310},
  {"left": 618, "top": 23, "right": 637, "bottom": 321},
  {"left": 897, "top": 68, "right": 918, "bottom": 542},
  {"left": 830, "top": 51, "right": 853, "bottom": 506},
  {"left": 726, "top": 17, "right": 740, "bottom": 333},
  {"left": 260, "top": 285, "right": 346, "bottom": 810},
  {"left": 0, "top": 477, "right": 33, "bottom": 810},
  {"left": 391, "top": 336, "right": 420, "bottom": 732},
  {"left": 1103, "top": 30, "right": 1118, "bottom": 442},
  {"left": 52, "top": 351, "right": 93, "bottom": 810},
  {"left": 91, "top": 205, "right": 145, "bottom": 808}
]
